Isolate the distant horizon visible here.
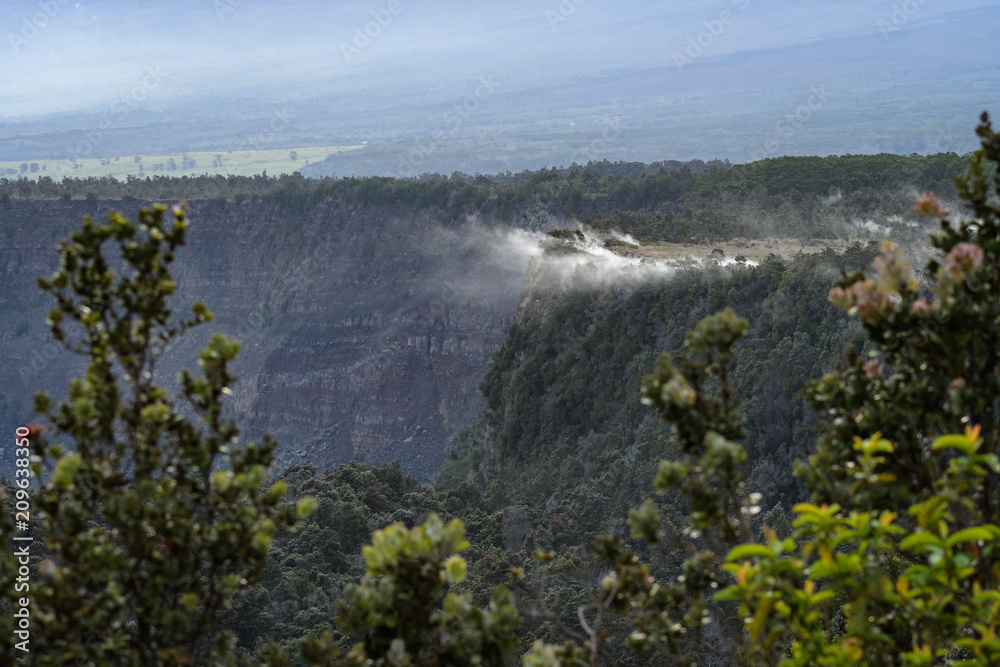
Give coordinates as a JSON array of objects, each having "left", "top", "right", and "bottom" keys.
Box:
[
  {"left": 2, "top": 1, "right": 996, "bottom": 175},
  {"left": 0, "top": 145, "right": 978, "bottom": 188}
]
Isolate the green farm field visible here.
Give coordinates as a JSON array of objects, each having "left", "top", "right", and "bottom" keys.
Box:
[{"left": 0, "top": 145, "right": 365, "bottom": 180}]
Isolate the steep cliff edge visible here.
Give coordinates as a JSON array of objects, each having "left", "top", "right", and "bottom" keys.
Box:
[{"left": 0, "top": 199, "right": 529, "bottom": 482}]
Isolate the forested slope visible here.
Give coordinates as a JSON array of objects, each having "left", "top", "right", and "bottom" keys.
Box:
[
  {"left": 223, "top": 241, "right": 886, "bottom": 658},
  {"left": 439, "top": 242, "right": 882, "bottom": 547},
  {"left": 0, "top": 150, "right": 975, "bottom": 662}
]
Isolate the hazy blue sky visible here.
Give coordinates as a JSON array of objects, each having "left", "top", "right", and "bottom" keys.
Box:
[
  {"left": 1, "top": 0, "right": 997, "bottom": 169},
  {"left": 1, "top": 0, "right": 994, "bottom": 117}
]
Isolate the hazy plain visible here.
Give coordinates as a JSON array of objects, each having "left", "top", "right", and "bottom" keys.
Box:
[{"left": 2, "top": 1, "right": 997, "bottom": 176}]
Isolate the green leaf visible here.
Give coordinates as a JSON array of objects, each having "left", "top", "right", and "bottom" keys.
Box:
[
  {"left": 444, "top": 555, "right": 467, "bottom": 584},
  {"left": 628, "top": 498, "right": 662, "bottom": 544},
  {"left": 809, "top": 562, "right": 837, "bottom": 579},
  {"left": 53, "top": 453, "right": 82, "bottom": 489},
  {"left": 809, "top": 590, "right": 836, "bottom": 606},
  {"left": 932, "top": 434, "right": 976, "bottom": 455},
  {"left": 34, "top": 392, "right": 52, "bottom": 414},
  {"left": 726, "top": 544, "right": 774, "bottom": 562},
  {"left": 900, "top": 532, "right": 945, "bottom": 552},
  {"left": 268, "top": 480, "right": 287, "bottom": 500},
  {"left": 211, "top": 470, "right": 233, "bottom": 493},
  {"left": 296, "top": 496, "right": 317, "bottom": 519},
  {"left": 253, "top": 532, "right": 272, "bottom": 552},
  {"left": 746, "top": 593, "right": 775, "bottom": 641},
  {"left": 714, "top": 587, "right": 744, "bottom": 602},
  {"left": 945, "top": 526, "right": 996, "bottom": 548},
  {"left": 532, "top": 548, "right": 555, "bottom": 563}
]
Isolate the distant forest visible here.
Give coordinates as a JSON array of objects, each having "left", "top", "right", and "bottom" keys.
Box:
[{"left": 0, "top": 151, "right": 972, "bottom": 245}]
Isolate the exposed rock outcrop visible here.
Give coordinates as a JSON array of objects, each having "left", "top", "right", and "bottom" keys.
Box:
[{"left": 0, "top": 199, "right": 528, "bottom": 482}]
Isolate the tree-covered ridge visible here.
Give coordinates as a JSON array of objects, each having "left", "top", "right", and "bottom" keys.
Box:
[
  {"left": 1, "top": 151, "right": 971, "bottom": 245},
  {"left": 395, "top": 245, "right": 876, "bottom": 663},
  {"left": 0, "top": 159, "right": 720, "bottom": 215},
  {"left": 449, "top": 243, "right": 877, "bottom": 506},
  {"left": 692, "top": 152, "right": 970, "bottom": 199}
]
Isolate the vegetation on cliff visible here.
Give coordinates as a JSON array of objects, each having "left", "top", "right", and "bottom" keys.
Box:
[
  {"left": 1, "top": 151, "right": 970, "bottom": 245},
  {"left": 0, "top": 206, "right": 312, "bottom": 664},
  {"left": 1, "top": 116, "right": 998, "bottom": 665}
]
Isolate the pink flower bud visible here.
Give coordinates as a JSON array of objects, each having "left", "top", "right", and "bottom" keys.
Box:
[{"left": 946, "top": 243, "right": 984, "bottom": 274}]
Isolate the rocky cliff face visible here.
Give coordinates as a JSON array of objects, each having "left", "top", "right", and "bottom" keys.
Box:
[{"left": 0, "top": 199, "right": 529, "bottom": 482}]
